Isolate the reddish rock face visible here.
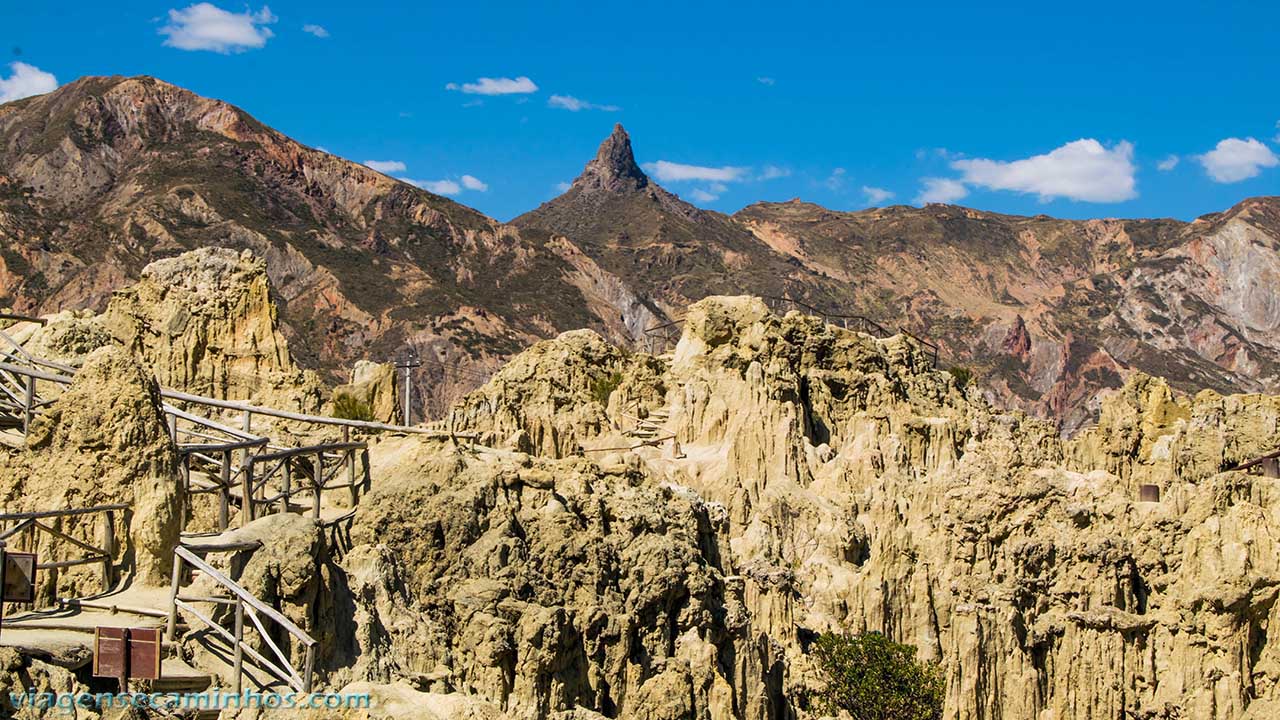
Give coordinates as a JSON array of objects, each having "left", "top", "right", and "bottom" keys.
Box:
[
  {"left": 1001, "top": 315, "right": 1033, "bottom": 361},
  {"left": 3, "top": 75, "right": 1279, "bottom": 428},
  {"left": 0, "top": 76, "right": 638, "bottom": 416}
]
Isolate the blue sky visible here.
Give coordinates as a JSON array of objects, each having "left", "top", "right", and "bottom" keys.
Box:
[{"left": 3, "top": 0, "right": 1278, "bottom": 221}]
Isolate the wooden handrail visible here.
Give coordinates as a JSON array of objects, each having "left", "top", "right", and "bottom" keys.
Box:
[
  {"left": 0, "top": 359, "right": 465, "bottom": 436},
  {"left": 168, "top": 545, "right": 317, "bottom": 693},
  {"left": 0, "top": 314, "right": 46, "bottom": 325},
  {"left": 163, "top": 404, "right": 263, "bottom": 443},
  {"left": 249, "top": 441, "right": 365, "bottom": 464},
  {"left": 0, "top": 503, "right": 129, "bottom": 522},
  {"left": 0, "top": 505, "right": 120, "bottom": 596},
  {"left": 171, "top": 546, "right": 318, "bottom": 648},
  {"left": 179, "top": 437, "right": 269, "bottom": 454},
  {"left": 1227, "top": 448, "right": 1280, "bottom": 472}
]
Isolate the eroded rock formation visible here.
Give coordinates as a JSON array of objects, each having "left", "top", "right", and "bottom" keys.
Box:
[
  {"left": 331, "top": 296, "right": 1280, "bottom": 719},
  {"left": 102, "top": 247, "right": 325, "bottom": 410},
  {"left": 0, "top": 346, "right": 183, "bottom": 597}
]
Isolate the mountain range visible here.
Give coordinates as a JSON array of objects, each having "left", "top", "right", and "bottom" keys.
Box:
[{"left": 2, "top": 75, "right": 1277, "bottom": 427}]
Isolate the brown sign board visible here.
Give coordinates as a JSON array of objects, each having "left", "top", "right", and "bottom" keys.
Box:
[
  {"left": 2, "top": 551, "right": 36, "bottom": 603},
  {"left": 93, "top": 627, "right": 162, "bottom": 681}
]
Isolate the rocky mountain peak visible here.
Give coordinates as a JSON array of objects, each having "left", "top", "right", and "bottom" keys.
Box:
[{"left": 572, "top": 123, "right": 649, "bottom": 193}]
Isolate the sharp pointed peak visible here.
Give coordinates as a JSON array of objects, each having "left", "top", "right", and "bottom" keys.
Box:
[{"left": 571, "top": 123, "right": 649, "bottom": 193}]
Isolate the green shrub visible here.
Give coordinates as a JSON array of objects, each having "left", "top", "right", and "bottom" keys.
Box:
[
  {"left": 947, "top": 365, "right": 974, "bottom": 389},
  {"left": 332, "top": 393, "right": 375, "bottom": 422},
  {"left": 812, "top": 631, "right": 944, "bottom": 720},
  {"left": 590, "top": 371, "right": 623, "bottom": 406}
]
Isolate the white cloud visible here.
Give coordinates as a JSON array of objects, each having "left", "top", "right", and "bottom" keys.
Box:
[
  {"left": 950, "top": 139, "right": 1136, "bottom": 202},
  {"left": 824, "top": 167, "right": 846, "bottom": 191},
  {"left": 445, "top": 76, "right": 538, "bottom": 95},
  {"left": 642, "top": 161, "right": 747, "bottom": 183},
  {"left": 1157, "top": 155, "right": 1179, "bottom": 172},
  {"left": 399, "top": 173, "right": 486, "bottom": 196},
  {"left": 403, "top": 179, "right": 462, "bottom": 196},
  {"left": 302, "top": 23, "right": 329, "bottom": 38},
  {"left": 160, "top": 3, "right": 276, "bottom": 53},
  {"left": 862, "top": 186, "right": 895, "bottom": 204},
  {"left": 1197, "top": 137, "right": 1279, "bottom": 183},
  {"left": 363, "top": 160, "right": 406, "bottom": 173},
  {"left": 759, "top": 165, "right": 791, "bottom": 180},
  {"left": 555, "top": 181, "right": 572, "bottom": 193},
  {"left": 548, "top": 94, "right": 619, "bottom": 112},
  {"left": 914, "top": 178, "right": 969, "bottom": 205},
  {"left": 689, "top": 188, "right": 719, "bottom": 203},
  {"left": 0, "top": 62, "right": 57, "bottom": 104},
  {"left": 757, "top": 77, "right": 776, "bottom": 86}
]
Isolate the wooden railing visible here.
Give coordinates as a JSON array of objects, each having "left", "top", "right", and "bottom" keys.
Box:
[
  {"left": 241, "top": 437, "right": 370, "bottom": 525},
  {"left": 167, "top": 545, "right": 317, "bottom": 693},
  {"left": 1226, "top": 448, "right": 1280, "bottom": 476},
  {"left": 897, "top": 327, "right": 940, "bottom": 368},
  {"left": 758, "top": 294, "right": 891, "bottom": 338},
  {"left": 643, "top": 318, "right": 685, "bottom": 354},
  {"left": 0, "top": 504, "right": 127, "bottom": 596},
  {"left": 0, "top": 360, "right": 462, "bottom": 438},
  {"left": 0, "top": 314, "right": 46, "bottom": 326}
]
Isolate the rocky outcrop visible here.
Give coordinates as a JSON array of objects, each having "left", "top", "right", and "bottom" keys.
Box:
[
  {"left": 0, "top": 346, "right": 183, "bottom": 596},
  {"left": 334, "top": 437, "right": 770, "bottom": 720},
  {"left": 379, "top": 296, "right": 1280, "bottom": 719},
  {"left": 445, "top": 330, "right": 630, "bottom": 456},
  {"left": 332, "top": 360, "right": 400, "bottom": 423},
  {"left": 101, "top": 247, "right": 325, "bottom": 410}
]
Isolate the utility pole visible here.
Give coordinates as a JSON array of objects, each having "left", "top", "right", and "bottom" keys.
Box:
[{"left": 396, "top": 348, "right": 422, "bottom": 426}]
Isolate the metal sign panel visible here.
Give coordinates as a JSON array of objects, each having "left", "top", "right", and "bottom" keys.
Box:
[
  {"left": 1, "top": 551, "right": 36, "bottom": 603},
  {"left": 93, "top": 627, "right": 162, "bottom": 681}
]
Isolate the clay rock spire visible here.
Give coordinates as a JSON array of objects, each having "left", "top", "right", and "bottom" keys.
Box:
[{"left": 572, "top": 123, "right": 650, "bottom": 193}]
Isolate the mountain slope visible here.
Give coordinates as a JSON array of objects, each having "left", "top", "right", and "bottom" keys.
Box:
[
  {"left": 732, "top": 198, "right": 1280, "bottom": 428},
  {"left": 513, "top": 125, "right": 849, "bottom": 316},
  {"left": 3, "top": 77, "right": 1278, "bottom": 429},
  {"left": 0, "top": 76, "right": 631, "bottom": 414},
  {"left": 516, "top": 126, "right": 1280, "bottom": 430}
]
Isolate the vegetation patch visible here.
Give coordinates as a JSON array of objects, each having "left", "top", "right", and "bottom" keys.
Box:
[
  {"left": 332, "top": 393, "right": 375, "bottom": 422},
  {"left": 590, "top": 371, "right": 623, "bottom": 405},
  {"left": 812, "top": 631, "right": 944, "bottom": 720}
]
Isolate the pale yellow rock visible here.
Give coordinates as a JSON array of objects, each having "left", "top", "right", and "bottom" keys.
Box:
[
  {"left": 331, "top": 360, "right": 400, "bottom": 423},
  {"left": 0, "top": 346, "right": 183, "bottom": 596},
  {"left": 101, "top": 247, "right": 325, "bottom": 411},
  {"left": 345, "top": 295, "right": 1280, "bottom": 720}
]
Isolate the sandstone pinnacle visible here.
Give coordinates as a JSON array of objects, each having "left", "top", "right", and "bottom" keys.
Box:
[{"left": 572, "top": 123, "right": 649, "bottom": 193}]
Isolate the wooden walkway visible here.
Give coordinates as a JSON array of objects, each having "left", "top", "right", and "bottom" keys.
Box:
[{"left": 0, "top": 319, "right": 481, "bottom": 695}]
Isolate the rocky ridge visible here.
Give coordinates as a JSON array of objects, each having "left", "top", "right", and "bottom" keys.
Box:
[
  {"left": 1, "top": 269, "right": 1279, "bottom": 718},
  {"left": 3, "top": 76, "right": 1280, "bottom": 428},
  {"left": 356, "top": 296, "right": 1280, "bottom": 719}
]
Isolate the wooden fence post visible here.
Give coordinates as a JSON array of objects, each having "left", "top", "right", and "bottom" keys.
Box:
[
  {"left": 281, "top": 459, "right": 291, "bottom": 515},
  {"left": 22, "top": 375, "right": 34, "bottom": 434},
  {"left": 312, "top": 451, "right": 324, "bottom": 519},
  {"left": 302, "top": 644, "right": 315, "bottom": 694},
  {"left": 344, "top": 428, "right": 357, "bottom": 504},
  {"left": 165, "top": 553, "right": 183, "bottom": 641},
  {"left": 233, "top": 596, "right": 245, "bottom": 695},
  {"left": 240, "top": 458, "right": 254, "bottom": 527},
  {"left": 101, "top": 510, "right": 115, "bottom": 593},
  {"left": 218, "top": 450, "right": 231, "bottom": 531}
]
